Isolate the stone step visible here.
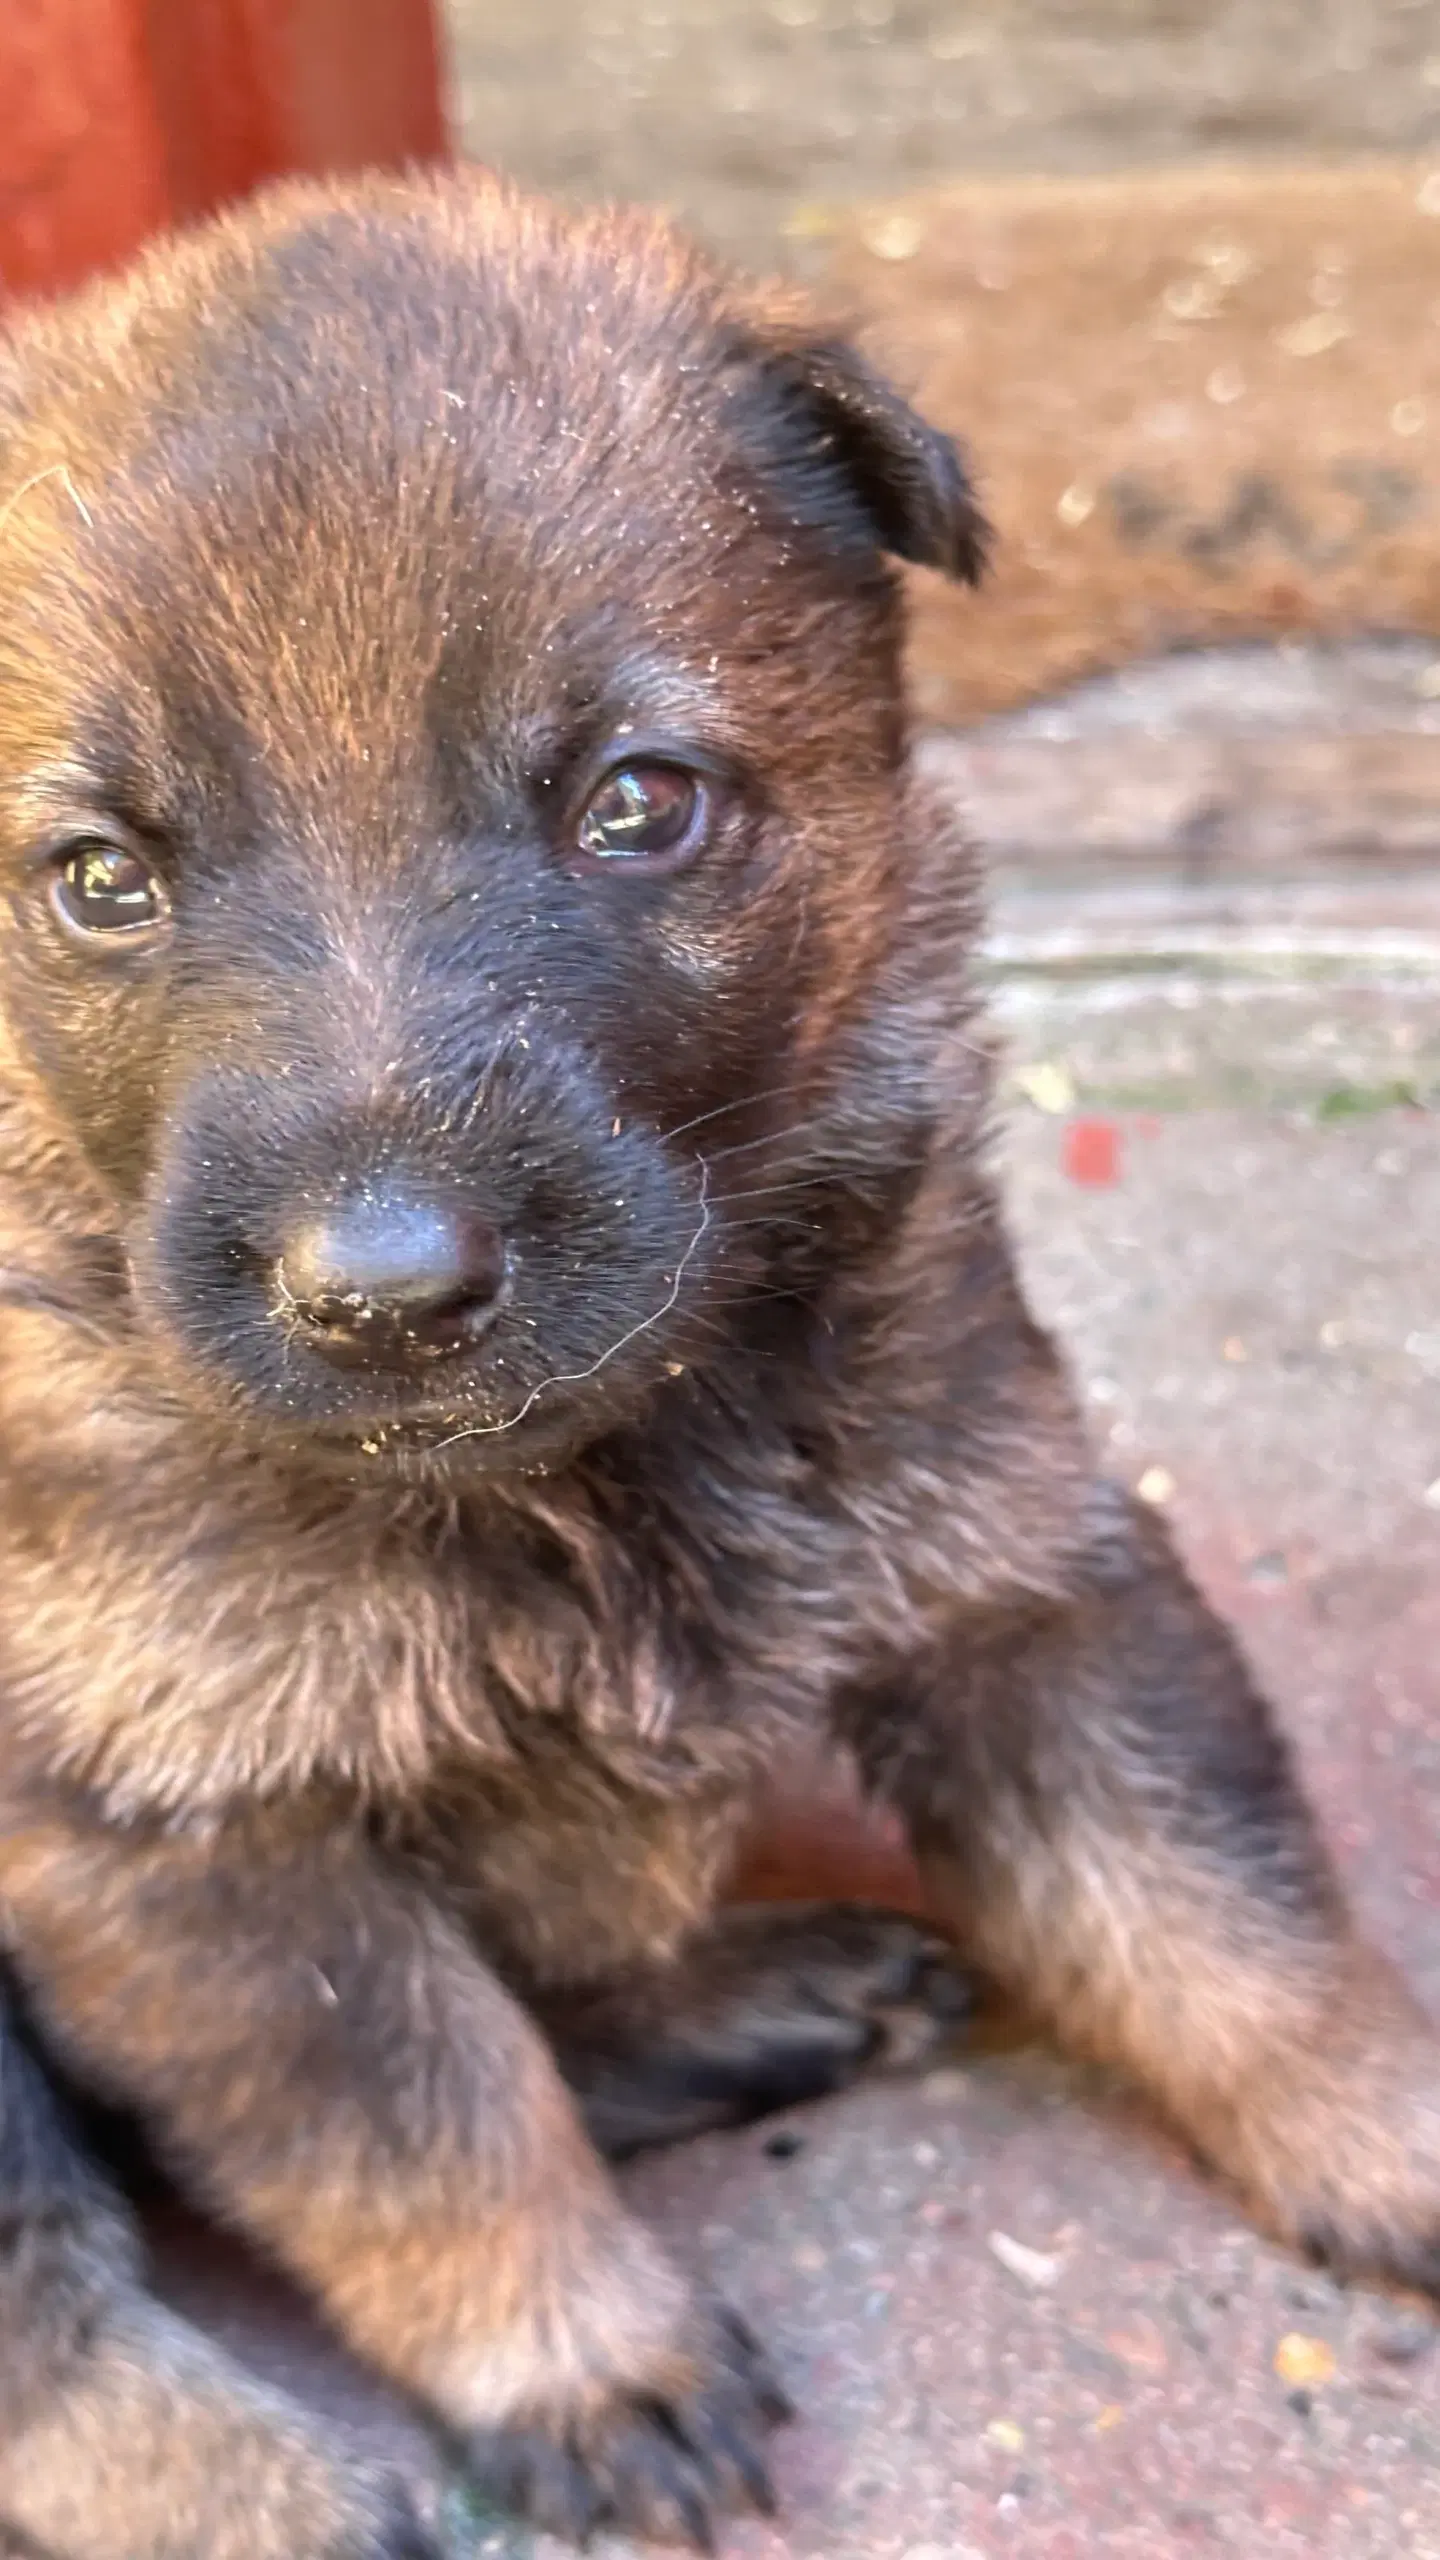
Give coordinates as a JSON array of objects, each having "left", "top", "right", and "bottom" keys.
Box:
[{"left": 914, "top": 641, "right": 1440, "bottom": 1108}]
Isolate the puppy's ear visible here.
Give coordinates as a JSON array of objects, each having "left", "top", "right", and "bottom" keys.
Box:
[{"left": 729, "top": 324, "right": 988, "bottom": 585}]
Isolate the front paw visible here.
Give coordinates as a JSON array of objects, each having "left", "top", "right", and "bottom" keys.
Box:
[
  {"left": 1288, "top": 2070, "right": 1440, "bottom": 2303},
  {"left": 462, "top": 2301, "right": 790, "bottom": 2551},
  {"left": 0, "top": 2302, "right": 441, "bottom": 2560},
  {"left": 1213, "top": 1970, "right": 1440, "bottom": 2303},
  {"left": 333, "top": 2475, "right": 443, "bottom": 2560}
]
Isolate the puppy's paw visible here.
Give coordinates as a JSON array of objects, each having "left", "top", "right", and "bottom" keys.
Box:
[
  {"left": 554, "top": 1902, "right": 972, "bottom": 2157},
  {"left": 0, "top": 2305, "right": 441, "bottom": 2560},
  {"left": 1211, "top": 1970, "right": 1440, "bottom": 2303},
  {"left": 1287, "top": 2069, "right": 1440, "bottom": 2302},
  {"left": 462, "top": 2300, "right": 790, "bottom": 2551},
  {"left": 718, "top": 1901, "right": 973, "bottom": 2074},
  {"left": 328, "top": 2474, "right": 442, "bottom": 2560},
  {"left": 161, "top": 2460, "right": 436, "bottom": 2560},
  {"left": 161, "top": 2378, "right": 441, "bottom": 2560}
]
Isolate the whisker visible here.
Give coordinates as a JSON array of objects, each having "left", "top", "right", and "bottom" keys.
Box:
[
  {"left": 698, "top": 1121, "right": 825, "bottom": 1168},
  {"left": 432, "top": 1162, "right": 713, "bottom": 1450},
  {"left": 712, "top": 1215, "right": 822, "bottom": 1234},
  {"left": 708, "top": 1180, "right": 836, "bottom": 1207},
  {"left": 656, "top": 1084, "right": 804, "bottom": 1145},
  {"left": 0, "top": 461, "right": 93, "bottom": 543}
]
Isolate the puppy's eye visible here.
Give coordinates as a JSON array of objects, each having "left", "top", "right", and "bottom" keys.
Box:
[
  {"left": 574, "top": 763, "right": 705, "bottom": 872},
  {"left": 51, "top": 841, "right": 166, "bottom": 940}
]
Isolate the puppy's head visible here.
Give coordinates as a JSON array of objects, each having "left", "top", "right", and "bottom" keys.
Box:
[{"left": 0, "top": 173, "right": 984, "bottom": 1478}]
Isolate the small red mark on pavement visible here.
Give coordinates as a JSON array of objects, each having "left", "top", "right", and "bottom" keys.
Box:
[{"left": 1063, "top": 1117, "right": 1122, "bottom": 1187}]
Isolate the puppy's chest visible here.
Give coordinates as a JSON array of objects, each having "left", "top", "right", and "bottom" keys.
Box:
[
  {"left": 405, "top": 1749, "right": 753, "bottom": 1989},
  {"left": 393, "top": 1495, "right": 881, "bottom": 1990},
  {"left": 368, "top": 1530, "right": 797, "bottom": 1987},
  {"left": 3, "top": 1455, "right": 844, "bottom": 1827}
]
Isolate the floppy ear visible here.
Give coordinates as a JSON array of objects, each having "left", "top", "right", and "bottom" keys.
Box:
[{"left": 730, "top": 325, "right": 988, "bottom": 585}]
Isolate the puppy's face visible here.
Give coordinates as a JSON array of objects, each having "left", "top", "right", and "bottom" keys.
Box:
[{"left": 0, "top": 178, "right": 981, "bottom": 1477}]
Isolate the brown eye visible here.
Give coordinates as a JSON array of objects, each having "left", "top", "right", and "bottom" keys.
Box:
[
  {"left": 51, "top": 841, "right": 165, "bottom": 939},
  {"left": 575, "top": 763, "right": 704, "bottom": 870}
]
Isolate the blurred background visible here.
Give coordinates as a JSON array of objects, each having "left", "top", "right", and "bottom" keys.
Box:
[
  {"left": 2, "top": 9, "right": 1439, "bottom": 2555},
  {"left": 453, "top": 0, "right": 1440, "bottom": 273}
]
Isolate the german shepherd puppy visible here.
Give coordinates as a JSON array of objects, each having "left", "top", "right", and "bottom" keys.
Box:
[{"left": 0, "top": 172, "right": 1433, "bottom": 2560}]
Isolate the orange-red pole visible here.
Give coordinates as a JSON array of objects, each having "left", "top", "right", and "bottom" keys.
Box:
[{"left": 0, "top": 0, "right": 448, "bottom": 301}]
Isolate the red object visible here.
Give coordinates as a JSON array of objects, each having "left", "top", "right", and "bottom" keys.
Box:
[
  {"left": 0, "top": 0, "right": 448, "bottom": 303},
  {"left": 1062, "top": 1116, "right": 1122, "bottom": 1188},
  {"left": 726, "top": 1753, "right": 927, "bottom": 1914}
]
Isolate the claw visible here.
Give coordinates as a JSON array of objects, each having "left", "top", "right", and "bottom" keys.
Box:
[
  {"left": 690, "top": 2409, "right": 778, "bottom": 2515},
  {"left": 466, "top": 2431, "right": 606, "bottom": 2546},
  {"left": 716, "top": 2310, "right": 794, "bottom": 2424},
  {"left": 462, "top": 2300, "right": 787, "bottom": 2548},
  {"left": 672, "top": 2478, "right": 717, "bottom": 2553}
]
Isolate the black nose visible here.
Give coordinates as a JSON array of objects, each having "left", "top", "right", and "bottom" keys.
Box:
[{"left": 277, "top": 1191, "right": 509, "bottom": 1370}]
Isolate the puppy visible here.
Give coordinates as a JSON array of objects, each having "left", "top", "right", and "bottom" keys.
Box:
[{"left": 0, "top": 170, "right": 1435, "bottom": 2560}]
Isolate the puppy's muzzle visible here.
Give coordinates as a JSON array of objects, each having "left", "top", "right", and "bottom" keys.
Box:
[{"left": 276, "top": 1186, "right": 510, "bottom": 1372}]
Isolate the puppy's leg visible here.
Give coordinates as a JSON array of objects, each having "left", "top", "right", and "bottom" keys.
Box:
[
  {"left": 840, "top": 1491, "right": 1440, "bottom": 2295},
  {"left": 537, "top": 1903, "right": 972, "bottom": 2158},
  {"left": 0, "top": 1973, "right": 430, "bottom": 2560},
  {"left": 0, "top": 1812, "right": 785, "bottom": 2551}
]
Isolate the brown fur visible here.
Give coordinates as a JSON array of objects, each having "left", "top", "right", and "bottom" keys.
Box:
[{"left": 0, "top": 168, "right": 1435, "bottom": 2559}]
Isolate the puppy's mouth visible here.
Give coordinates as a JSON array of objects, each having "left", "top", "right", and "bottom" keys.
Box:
[
  {"left": 282, "top": 1242, "right": 708, "bottom": 1474},
  {"left": 299, "top": 1400, "right": 586, "bottom": 1475},
  {"left": 0, "top": 1259, "right": 607, "bottom": 1476},
  {"left": 274, "top": 1339, "right": 696, "bottom": 1479},
  {"left": 0, "top": 1112, "right": 736, "bottom": 1483},
  {"left": 112, "top": 1054, "right": 733, "bottom": 1475}
]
